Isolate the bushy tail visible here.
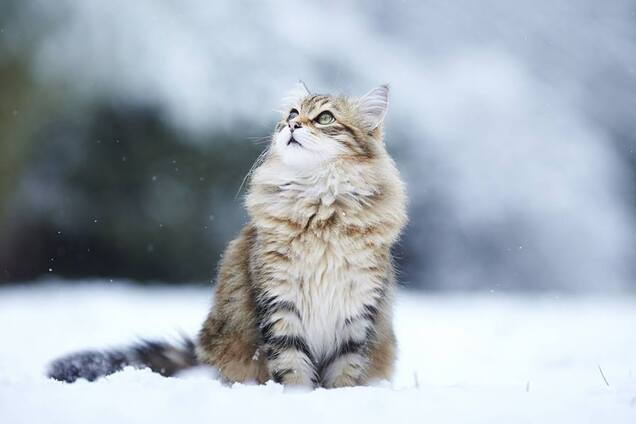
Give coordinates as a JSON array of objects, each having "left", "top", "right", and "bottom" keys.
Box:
[{"left": 47, "top": 337, "right": 198, "bottom": 383}]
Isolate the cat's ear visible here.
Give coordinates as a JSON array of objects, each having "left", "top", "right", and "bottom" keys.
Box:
[
  {"left": 359, "top": 84, "right": 389, "bottom": 130},
  {"left": 281, "top": 81, "right": 311, "bottom": 110}
]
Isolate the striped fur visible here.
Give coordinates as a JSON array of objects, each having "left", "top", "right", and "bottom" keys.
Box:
[
  {"left": 47, "top": 338, "right": 197, "bottom": 383},
  {"left": 47, "top": 85, "right": 406, "bottom": 388},
  {"left": 198, "top": 85, "right": 407, "bottom": 388}
]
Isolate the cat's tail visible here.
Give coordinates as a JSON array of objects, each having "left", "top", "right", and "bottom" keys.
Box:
[{"left": 47, "top": 337, "right": 198, "bottom": 383}]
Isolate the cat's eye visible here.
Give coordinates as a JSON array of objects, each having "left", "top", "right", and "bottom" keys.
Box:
[
  {"left": 315, "top": 111, "right": 335, "bottom": 125},
  {"left": 287, "top": 109, "right": 299, "bottom": 120}
]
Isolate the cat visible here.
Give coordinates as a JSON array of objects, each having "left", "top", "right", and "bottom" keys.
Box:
[{"left": 48, "top": 84, "right": 407, "bottom": 388}]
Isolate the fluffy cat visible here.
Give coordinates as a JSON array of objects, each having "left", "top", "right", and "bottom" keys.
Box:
[{"left": 48, "top": 84, "right": 407, "bottom": 388}]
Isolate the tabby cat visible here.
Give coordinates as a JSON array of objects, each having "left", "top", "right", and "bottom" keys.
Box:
[{"left": 48, "top": 84, "right": 407, "bottom": 388}]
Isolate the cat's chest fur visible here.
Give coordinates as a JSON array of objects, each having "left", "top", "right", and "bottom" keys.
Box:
[
  {"left": 285, "top": 226, "right": 373, "bottom": 357},
  {"left": 253, "top": 168, "right": 383, "bottom": 358}
]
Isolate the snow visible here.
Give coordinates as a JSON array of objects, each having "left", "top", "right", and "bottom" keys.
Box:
[{"left": 0, "top": 280, "right": 635, "bottom": 423}]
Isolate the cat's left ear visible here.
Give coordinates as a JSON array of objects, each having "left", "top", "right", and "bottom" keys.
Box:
[{"left": 359, "top": 84, "right": 389, "bottom": 131}]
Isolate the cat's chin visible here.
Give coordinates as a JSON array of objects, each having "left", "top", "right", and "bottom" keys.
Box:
[
  {"left": 273, "top": 143, "right": 327, "bottom": 170},
  {"left": 277, "top": 151, "right": 327, "bottom": 171}
]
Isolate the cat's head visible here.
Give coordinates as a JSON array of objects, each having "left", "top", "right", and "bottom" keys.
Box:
[{"left": 270, "top": 84, "right": 390, "bottom": 169}]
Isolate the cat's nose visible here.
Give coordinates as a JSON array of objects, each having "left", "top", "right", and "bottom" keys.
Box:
[{"left": 289, "top": 121, "right": 301, "bottom": 132}]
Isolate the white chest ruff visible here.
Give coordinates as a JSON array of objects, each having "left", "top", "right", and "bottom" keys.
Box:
[
  {"left": 253, "top": 164, "right": 388, "bottom": 359},
  {"left": 283, "top": 233, "right": 376, "bottom": 359}
]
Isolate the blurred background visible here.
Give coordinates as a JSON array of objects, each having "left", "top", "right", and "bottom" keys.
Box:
[{"left": 1, "top": 0, "right": 635, "bottom": 292}]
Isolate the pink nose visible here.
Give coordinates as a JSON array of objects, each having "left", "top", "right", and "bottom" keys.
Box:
[{"left": 288, "top": 121, "right": 301, "bottom": 132}]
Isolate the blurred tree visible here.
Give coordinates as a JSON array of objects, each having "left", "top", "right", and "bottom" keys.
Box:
[{"left": 1, "top": 101, "right": 261, "bottom": 283}]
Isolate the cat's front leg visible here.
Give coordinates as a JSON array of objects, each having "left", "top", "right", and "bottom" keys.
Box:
[
  {"left": 257, "top": 295, "right": 317, "bottom": 387},
  {"left": 321, "top": 306, "right": 378, "bottom": 388}
]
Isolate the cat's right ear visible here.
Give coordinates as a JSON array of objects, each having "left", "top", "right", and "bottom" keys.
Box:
[
  {"left": 358, "top": 84, "right": 389, "bottom": 131},
  {"left": 281, "top": 81, "right": 311, "bottom": 111}
]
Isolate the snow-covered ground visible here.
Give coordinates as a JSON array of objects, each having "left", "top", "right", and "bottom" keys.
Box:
[{"left": 0, "top": 280, "right": 634, "bottom": 423}]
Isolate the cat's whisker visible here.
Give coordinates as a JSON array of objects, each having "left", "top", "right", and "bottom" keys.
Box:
[
  {"left": 235, "top": 148, "right": 270, "bottom": 199},
  {"left": 247, "top": 135, "right": 273, "bottom": 145}
]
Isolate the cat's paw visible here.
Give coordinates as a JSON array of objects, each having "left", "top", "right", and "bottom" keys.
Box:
[{"left": 272, "top": 369, "right": 315, "bottom": 388}]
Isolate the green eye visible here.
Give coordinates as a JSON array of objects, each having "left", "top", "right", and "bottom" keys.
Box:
[{"left": 315, "top": 111, "right": 335, "bottom": 125}]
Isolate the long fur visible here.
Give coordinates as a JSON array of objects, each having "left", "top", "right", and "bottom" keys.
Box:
[
  {"left": 198, "top": 86, "right": 407, "bottom": 388},
  {"left": 47, "top": 338, "right": 197, "bottom": 382},
  {"left": 47, "top": 85, "right": 407, "bottom": 388}
]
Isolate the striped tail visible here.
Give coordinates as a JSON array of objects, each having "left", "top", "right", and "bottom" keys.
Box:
[{"left": 47, "top": 337, "right": 198, "bottom": 383}]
